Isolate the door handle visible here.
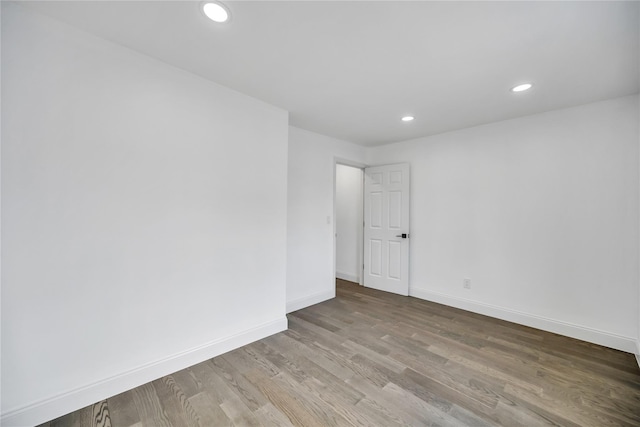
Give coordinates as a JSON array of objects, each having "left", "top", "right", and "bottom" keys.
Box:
[{"left": 396, "top": 233, "right": 409, "bottom": 238}]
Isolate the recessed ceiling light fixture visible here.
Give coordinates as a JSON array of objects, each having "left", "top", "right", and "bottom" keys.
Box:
[
  {"left": 203, "top": 2, "right": 230, "bottom": 23},
  {"left": 401, "top": 116, "right": 414, "bottom": 122},
  {"left": 511, "top": 83, "right": 533, "bottom": 93}
]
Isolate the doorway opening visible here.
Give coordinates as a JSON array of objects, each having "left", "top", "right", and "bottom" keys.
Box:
[
  {"left": 334, "top": 163, "right": 364, "bottom": 287},
  {"left": 334, "top": 161, "right": 411, "bottom": 296},
  {"left": 334, "top": 161, "right": 412, "bottom": 297}
]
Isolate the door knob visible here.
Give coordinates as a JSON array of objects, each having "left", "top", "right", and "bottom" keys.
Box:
[{"left": 396, "top": 233, "right": 409, "bottom": 238}]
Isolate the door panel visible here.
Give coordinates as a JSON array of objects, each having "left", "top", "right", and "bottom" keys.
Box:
[
  {"left": 370, "top": 239, "right": 382, "bottom": 276},
  {"left": 388, "top": 241, "right": 402, "bottom": 279},
  {"left": 370, "top": 192, "right": 383, "bottom": 228},
  {"left": 388, "top": 191, "right": 402, "bottom": 229},
  {"left": 363, "top": 163, "right": 410, "bottom": 295}
]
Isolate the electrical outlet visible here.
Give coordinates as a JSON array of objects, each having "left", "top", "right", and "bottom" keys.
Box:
[{"left": 463, "top": 278, "right": 471, "bottom": 289}]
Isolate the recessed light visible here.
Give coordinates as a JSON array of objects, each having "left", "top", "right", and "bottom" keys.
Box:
[
  {"left": 203, "top": 2, "right": 230, "bottom": 23},
  {"left": 401, "top": 116, "right": 414, "bottom": 122},
  {"left": 511, "top": 83, "right": 533, "bottom": 92}
]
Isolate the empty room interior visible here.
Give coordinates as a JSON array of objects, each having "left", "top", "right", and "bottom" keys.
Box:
[{"left": 2, "top": 1, "right": 640, "bottom": 426}]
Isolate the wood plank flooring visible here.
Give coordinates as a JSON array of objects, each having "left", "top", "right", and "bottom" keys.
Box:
[{"left": 39, "top": 279, "right": 640, "bottom": 426}]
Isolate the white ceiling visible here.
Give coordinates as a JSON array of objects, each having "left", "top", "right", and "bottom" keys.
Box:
[{"left": 18, "top": 1, "right": 640, "bottom": 146}]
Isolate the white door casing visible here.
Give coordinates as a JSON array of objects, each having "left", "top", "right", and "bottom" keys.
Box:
[{"left": 363, "top": 163, "right": 410, "bottom": 296}]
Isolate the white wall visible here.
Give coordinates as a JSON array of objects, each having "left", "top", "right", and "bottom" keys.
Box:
[
  {"left": 335, "top": 165, "right": 363, "bottom": 283},
  {"left": 287, "top": 127, "right": 366, "bottom": 312},
  {"left": 1, "top": 4, "right": 289, "bottom": 426},
  {"left": 368, "top": 95, "right": 640, "bottom": 353}
]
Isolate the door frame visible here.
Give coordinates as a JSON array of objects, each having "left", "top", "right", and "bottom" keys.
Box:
[{"left": 333, "top": 158, "right": 368, "bottom": 286}]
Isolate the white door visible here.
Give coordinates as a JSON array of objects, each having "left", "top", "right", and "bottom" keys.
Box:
[{"left": 363, "top": 163, "right": 410, "bottom": 296}]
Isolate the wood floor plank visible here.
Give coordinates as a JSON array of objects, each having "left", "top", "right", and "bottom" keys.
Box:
[
  {"left": 221, "top": 347, "right": 278, "bottom": 378},
  {"left": 268, "top": 369, "right": 354, "bottom": 427},
  {"left": 91, "top": 401, "right": 112, "bottom": 427},
  {"left": 206, "top": 354, "right": 269, "bottom": 411},
  {"left": 342, "top": 339, "right": 407, "bottom": 374},
  {"left": 503, "top": 382, "right": 637, "bottom": 427},
  {"left": 429, "top": 344, "right": 545, "bottom": 395},
  {"left": 253, "top": 402, "right": 296, "bottom": 427},
  {"left": 249, "top": 340, "right": 309, "bottom": 384},
  {"left": 152, "top": 376, "right": 199, "bottom": 427},
  {"left": 107, "top": 390, "right": 141, "bottom": 427},
  {"left": 219, "top": 394, "right": 261, "bottom": 427},
  {"left": 130, "top": 382, "right": 172, "bottom": 427},
  {"left": 446, "top": 402, "right": 497, "bottom": 427},
  {"left": 297, "top": 377, "right": 373, "bottom": 427},
  {"left": 39, "top": 279, "right": 640, "bottom": 427},
  {"left": 263, "top": 334, "right": 365, "bottom": 405},
  {"left": 243, "top": 369, "right": 325, "bottom": 427},
  {"left": 169, "top": 369, "right": 203, "bottom": 400},
  {"left": 187, "top": 392, "right": 232, "bottom": 427},
  {"left": 354, "top": 395, "right": 413, "bottom": 426},
  {"left": 281, "top": 329, "right": 357, "bottom": 381},
  {"left": 346, "top": 374, "right": 434, "bottom": 426},
  {"left": 383, "top": 381, "right": 469, "bottom": 427}
]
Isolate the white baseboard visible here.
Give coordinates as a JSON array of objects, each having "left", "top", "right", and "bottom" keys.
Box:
[
  {"left": 336, "top": 271, "right": 359, "bottom": 283},
  {"left": 1, "top": 317, "right": 288, "bottom": 427},
  {"left": 287, "top": 289, "right": 335, "bottom": 313},
  {"left": 409, "top": 287, "right": 637, "bottom": 354},
  {"left": 636, "top": 341, "right": 640, "bottom": 369}
]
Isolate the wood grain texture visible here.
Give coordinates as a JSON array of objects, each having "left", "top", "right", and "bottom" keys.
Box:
[{"left": 39, "top": 279, "right": 640, "bottom": 426}]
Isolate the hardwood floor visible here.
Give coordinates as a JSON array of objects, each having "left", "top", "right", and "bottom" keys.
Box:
[{"left": 39, "top": 279, "right": 640, "bottom": 426}]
